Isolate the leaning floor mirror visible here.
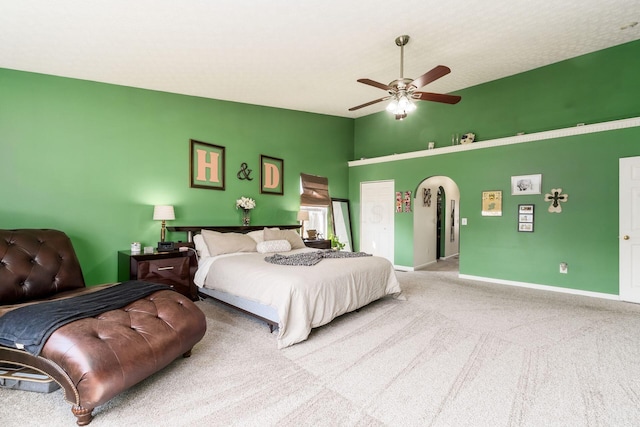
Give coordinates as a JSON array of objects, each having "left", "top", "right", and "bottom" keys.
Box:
[{"left": 331, "top": 198, "right": 353, "bottom": 252}]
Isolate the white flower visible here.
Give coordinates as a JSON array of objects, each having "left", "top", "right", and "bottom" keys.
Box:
[{"left": 236, "top": 196, "right": 256, "bottom": 210}]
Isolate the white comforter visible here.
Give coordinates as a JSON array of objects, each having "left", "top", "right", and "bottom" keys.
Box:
[{"left": 195, "top": 248, "right": 402, "bottom": 348}]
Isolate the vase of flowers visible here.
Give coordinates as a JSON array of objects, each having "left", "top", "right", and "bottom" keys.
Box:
[{"left": 236, "top": 196, "right": 256, "bottom": 226}]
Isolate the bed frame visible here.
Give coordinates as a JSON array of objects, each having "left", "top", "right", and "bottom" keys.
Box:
[{"left": 167, "top": 225, "right": 300, "bottom": 332}]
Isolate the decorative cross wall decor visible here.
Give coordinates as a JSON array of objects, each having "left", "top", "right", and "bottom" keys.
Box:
[{"left": 544, "top": 188, "right": 569, "bottom": 213}]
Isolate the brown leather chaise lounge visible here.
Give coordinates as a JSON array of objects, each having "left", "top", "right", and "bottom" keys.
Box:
[{"left": 0, "top": 229, "right": 207, "bottom": 425}]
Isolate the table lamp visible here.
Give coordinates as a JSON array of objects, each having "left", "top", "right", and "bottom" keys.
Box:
[
  {"left": 297, "top": 210, "right": 309, "bottom": 237},
  {"left": 153, "top": 205, "right": 175, "bottom": 242}
]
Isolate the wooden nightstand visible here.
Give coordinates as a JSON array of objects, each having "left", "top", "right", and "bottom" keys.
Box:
[
  {"left": 118, "top": 250, "right": 198, "bottom": 300},
  {"left": 303, "top": 239, "right": 331, "bottom": 249}
]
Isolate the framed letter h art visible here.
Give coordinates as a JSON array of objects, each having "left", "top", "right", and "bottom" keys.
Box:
[{"left": 190, "top": 139, "right": 225, "bottom": 190}]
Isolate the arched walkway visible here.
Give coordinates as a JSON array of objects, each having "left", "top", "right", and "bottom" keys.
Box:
[{"left": 413, "top": 176, "right": 460, "bottom": 270}]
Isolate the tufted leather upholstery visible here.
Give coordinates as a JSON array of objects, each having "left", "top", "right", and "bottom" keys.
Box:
[
  {"left": 0, "top": 229, "right": 85, "bottom": 304},
  {"left": 0, "top": 229, "right": 207, "bottom": 425}
]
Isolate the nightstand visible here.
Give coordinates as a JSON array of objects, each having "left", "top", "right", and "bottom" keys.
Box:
[
  {"left": 118, "top": 250, "right": 198, "bottom": 300},
  {"left": 303, "top": 239, "right": 331, "bottom": 249}
]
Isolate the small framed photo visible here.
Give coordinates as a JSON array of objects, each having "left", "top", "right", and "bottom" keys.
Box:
[
  {"left": 519, "top": 214, "right": 534, "bottom": 222},
  {"left": 518, "top": 222, "right": 534, "bottom": 232},
  {"left": 260, "top": 155, "right": 284, "bottom": 195},
  {"left": 518, "top": 204, "right": 535, "bottom": 232},
  {"left": 190, "top": 139, "right": 225, "bottom": 190},
  {"left": 482, "top": 190, "right": 502, "bottom": 216},
  {"left": 511, "top": 174, "right": 542, "bottom": 195}
]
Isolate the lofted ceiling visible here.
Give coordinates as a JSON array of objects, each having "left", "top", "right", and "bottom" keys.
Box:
[{"left": 1, "top": 0, "right": 639, "bottom": 119}]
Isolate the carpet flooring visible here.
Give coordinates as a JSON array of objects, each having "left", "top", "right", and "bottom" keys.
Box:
[{"left": 2, "top": 261, "right": 640, "bottom": 426}]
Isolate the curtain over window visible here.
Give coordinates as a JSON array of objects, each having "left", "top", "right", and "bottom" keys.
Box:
[{"left": 300, "top": 173, "right": 330, "bottom": 207}]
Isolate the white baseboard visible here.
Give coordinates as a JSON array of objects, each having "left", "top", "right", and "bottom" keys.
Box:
[
  {"left": 394, "top": 264, "right": 414, "bottom": 271},
  {"left": 413, "top": 260, "right": 437, "bottom": 271},
  {"left": 458, "top": 274, "right": 620, "bottom": 301}
]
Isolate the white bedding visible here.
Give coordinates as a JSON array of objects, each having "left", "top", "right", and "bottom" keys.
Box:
[{"left": 195, "top": 248, "right": 402, "bottom": 348}]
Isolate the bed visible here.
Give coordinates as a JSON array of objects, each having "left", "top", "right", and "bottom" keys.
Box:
[{"left": 174, "top": 225, "right": 402, "bottom": 349}]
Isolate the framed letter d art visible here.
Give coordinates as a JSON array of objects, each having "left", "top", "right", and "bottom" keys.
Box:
[
  {"left": 190, "top": 139, "right": 225, "bottom": 190},
  {"left": 260, "top": 155, "right": 284, "bottom": 195}
]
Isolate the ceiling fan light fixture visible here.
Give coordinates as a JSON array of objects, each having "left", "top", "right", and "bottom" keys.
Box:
[
  {"left": 386, "top": 98, "right": 399, "bottom": 113},
  {"left": 398, "top": 95, "right": 409, "bottom": 110},
  {"left": 386, "top": 93, "right": 416, "bottom": 119},
  {"left": 349, "top": 35, "right": 461, "bottom": 118}
]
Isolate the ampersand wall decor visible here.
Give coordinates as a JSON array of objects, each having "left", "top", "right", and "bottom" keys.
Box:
[
  {"left": 237, "top": 162, "right": 253, "bottom": 181},
  {"left": 544, "top": 188, "right": 569, "bottom": 213}
]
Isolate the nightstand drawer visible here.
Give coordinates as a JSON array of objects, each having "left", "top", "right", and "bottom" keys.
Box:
[
  {"left": 304, "top": 239, "right": 331, "bottom": 249},
  {"left": 137, "top": 257, "right": 190, "bottom": 285},
  {"left": 118, "top": 250, "right": 198, "bottom": 300}
]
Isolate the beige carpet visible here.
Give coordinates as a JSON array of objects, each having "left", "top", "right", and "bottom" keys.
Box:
[{"left": 3, "top": 264, "right": 640, "bottom": 426}]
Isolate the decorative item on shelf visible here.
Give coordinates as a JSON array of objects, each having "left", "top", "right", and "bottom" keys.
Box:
[
  {"left": 236, "top": 196, "right": 256, "bottom": 226},
  {"left": 460, "top": 132, "right": 475, "bottom": 144},
  {"left": 427, "top": 141, "right": 435, "bottom": 150},
  {"left": 153, "top": 205, "right": 175, "bottom": 242},
  {"left": 544, "top": 188, "right": 569, "bottom": 213},
  {"left": 451, "top": 133, "right": 460, "bottom": 145},
  {"left": 297, "top": 210, "right": 309, "bottom": 236}
]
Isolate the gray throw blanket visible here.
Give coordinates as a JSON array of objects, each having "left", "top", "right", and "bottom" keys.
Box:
[
  {"left": 265, "top": 250, "right": 372, "bottom": 266},
  {"left": 0, "top": 281, "right": 170, "bottom": 355}
]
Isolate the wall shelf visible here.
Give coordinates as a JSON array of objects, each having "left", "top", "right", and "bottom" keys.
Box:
[{"left": 349, "top": 116, "right": 640, "bottom": 167}]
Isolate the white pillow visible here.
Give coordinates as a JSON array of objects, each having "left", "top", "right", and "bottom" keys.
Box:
[
  {"left": 256, "top": 239, "right": 291, "bottom": 254},
  {"left": 200, "top": 229, "right": 257, "bottom": 256},
  {"left": 247, "top": 227, "right": 280, "bottom": 244},
  {"left": 193, "top": 234, "right": 211, "bottom": 258},
  {"left": 247, "top": 230, "right": 265, "bottom": 244},
  {"left": 263, "top": 228, "right": 306, "bottom": 249}
]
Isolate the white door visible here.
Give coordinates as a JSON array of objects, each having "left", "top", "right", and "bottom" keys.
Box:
[
  {"left": 360, "top": 180, "right": 394, "bottom": 263},
  {"left": 620, "top": 156, "right": 640, "bottom": 302}
]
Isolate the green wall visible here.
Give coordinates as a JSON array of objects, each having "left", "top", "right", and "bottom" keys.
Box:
[
  {"left": 350, "top": 39, "right": 640, "bottom": 295},
  {"left": 354, "top": 40, "right": 640, "bottom": 159},
  {"left": 1, "top": 69, "right": 353, "bottom": 285}
]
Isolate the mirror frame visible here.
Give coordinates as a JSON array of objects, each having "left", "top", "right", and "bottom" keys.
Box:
[{"left": 331, "top": 198, "right": 354, "bottom": 251}]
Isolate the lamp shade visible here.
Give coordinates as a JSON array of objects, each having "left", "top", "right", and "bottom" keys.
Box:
[
  {"left": 153, "top": 205, "right": 175, "bottom": 221},
  {"left": 297, "top": 210, "right": 310, "bottom": 221}
]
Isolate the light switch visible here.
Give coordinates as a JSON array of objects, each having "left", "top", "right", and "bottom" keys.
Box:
[{"left": 461, "top": 218, "right": 468, "bottom": 225}]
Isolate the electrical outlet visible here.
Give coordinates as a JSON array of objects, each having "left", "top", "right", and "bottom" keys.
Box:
[{"left": 559, "top": 262, "right": 568, "bottom": 274}]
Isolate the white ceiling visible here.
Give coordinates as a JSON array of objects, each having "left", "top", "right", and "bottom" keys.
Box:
[{"left": 1, "top": 0, "right": 639, "bottom": 118}]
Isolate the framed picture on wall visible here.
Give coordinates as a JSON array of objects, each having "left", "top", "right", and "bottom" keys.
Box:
[
  {"left": 482, "top": 190, "right": 502, "bottom": 216},
  {"left": 511, "top": 174, "right": 542, "bottom": 195},
  {"left": 190, "top": 139, "right": 225, "bottom": 190},
  {"left": 518, "top": 204, "right": 535, "bottom": 232},
  {"left": 260, "top": 155, "right": 284, "bottom": 195}
]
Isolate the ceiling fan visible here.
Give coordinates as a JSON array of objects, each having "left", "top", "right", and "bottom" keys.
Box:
[{"left": 349, "top": 35, "right": 461, "bottom": 120}]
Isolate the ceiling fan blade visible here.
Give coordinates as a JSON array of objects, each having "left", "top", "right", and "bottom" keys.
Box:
[
  {"left": 349, "top": 97, "right": 390, "bottom": 111},
  {"left": 409, "top": 65, "right": 451, "bottom": 89},
  {"left": 413, "top": 92, "right": 461, "bottom": 104},
  {"left": 357, "top": 78, "right": 392, "bottom": 91}
]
